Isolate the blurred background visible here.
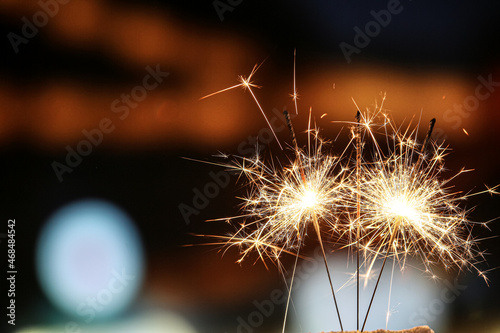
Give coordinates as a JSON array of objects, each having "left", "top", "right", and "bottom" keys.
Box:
[{"left": 1, "top": 0, "right": 500, "bottom": 332}]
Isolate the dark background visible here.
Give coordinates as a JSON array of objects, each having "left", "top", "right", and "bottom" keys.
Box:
[{"left": 1, "top": 1, "right": 500, "bottom": 332}]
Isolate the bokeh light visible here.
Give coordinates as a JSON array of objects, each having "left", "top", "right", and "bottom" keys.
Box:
[
  {"left": 293, "top": 253, "right": 447, "bottom": 332},
  {"left": 14, "top": 310, "right": 198, "bottom": 333},
  {"left": 36, "top": 199, "right": 144, "bottom": 320}
]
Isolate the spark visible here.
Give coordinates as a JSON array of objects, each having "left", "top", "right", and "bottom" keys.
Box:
[
  {"left": 200, "top": 62, "right": 283, "bottom": 149},
  {"left": 199, "top": 63, "right": 262, "bottom": 100},
  {"left": 486, "top": 184, "right": 500, "bottom": 196},
  {"left": 289, "top": 48, "right": 300, "bottom": 115}
]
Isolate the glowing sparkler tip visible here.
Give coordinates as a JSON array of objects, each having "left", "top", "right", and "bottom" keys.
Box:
[
  {"left": 300, "top": 187, "right": 319, "bottom": 209},
  {"left": 386, "top": 196, "right": 420, "bottom": 222}
]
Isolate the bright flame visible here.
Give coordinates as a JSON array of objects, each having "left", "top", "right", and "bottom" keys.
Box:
[
  {"left": 300, "top": 186, "right": 318, "bottom": 209},
  {"left": 386, "top": 196, "right": 419, "bottom": 222}
]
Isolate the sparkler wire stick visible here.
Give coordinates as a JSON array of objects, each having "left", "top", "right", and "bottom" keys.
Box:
[
  {"left": 419, "top": 119, "right": 454, "bottom": 267},
  {"left": 421, "top": 118, "right": 436, "bottom": 154},
  {"left": 361, "top": 220, "right": 399, "bottom": 332},
  {"left": 314, "top": 212, "right": 344, "bottom": 332},
  {"left": 282, "top": 246, "right": 300, "bottom": 333},
  {"left": 361, "top": 119, "right": 437, "bottom": 332},
  {"left": 355, "top": 110, "right": 362, "bottom": 332},
  {"left": 283, "top": 110, "right": 299, "bottom": 151},
  {"left": 416, "top": 118, "right": 436, "bottom": 168}
]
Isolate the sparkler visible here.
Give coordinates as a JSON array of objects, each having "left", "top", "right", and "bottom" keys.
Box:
[
  {"left": 349, "top": 107, "right": 495, "bottom": 331},
  {"left": 359, "top": 119, "right": 487, "bottom": 279},
  {"left": 355, "top": 110, "right": 362, "bottom": 331}
]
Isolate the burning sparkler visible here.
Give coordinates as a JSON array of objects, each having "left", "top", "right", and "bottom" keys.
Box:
[
  {"left": 347, "top": 104, "right": 496, "bottom": 331},
  {"left": 358, "top": 115, "right": 488, "bottom": 279}
]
